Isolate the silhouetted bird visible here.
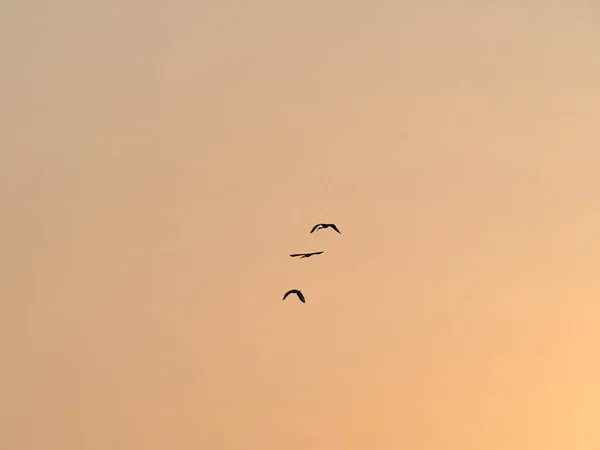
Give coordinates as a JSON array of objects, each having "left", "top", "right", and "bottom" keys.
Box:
[
  {"left": 289, "top": 251, "right": 324, "bottom": 259},
  {"left": 310, "top": 223, "right": 341, "bottom": 234},
  {"left": 283, "top": 289, "right": 305, "bottom": 303}
]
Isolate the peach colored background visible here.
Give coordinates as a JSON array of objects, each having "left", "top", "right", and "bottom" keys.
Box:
[{"left": 2, "top": 1, "right": 600, "bottom": 449}]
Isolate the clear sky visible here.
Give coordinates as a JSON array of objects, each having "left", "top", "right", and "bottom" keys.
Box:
[{"left": 2, "top": 0, "right": 600, "bottom": 449}]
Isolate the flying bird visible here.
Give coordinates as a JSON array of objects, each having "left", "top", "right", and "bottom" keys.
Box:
[
  {"left": 310, "top": 223, "right": 341, "bottom": 234},
  {"left": 283, "top": 289, "right": 305, "bottom": 303},
  {"left": 289, "top": 251, "right": 324, "bottom": 259}
]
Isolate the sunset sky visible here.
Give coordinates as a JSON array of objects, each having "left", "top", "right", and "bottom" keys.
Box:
[{"left": 2, "top": 0, "right": 600, "bottom": 449}]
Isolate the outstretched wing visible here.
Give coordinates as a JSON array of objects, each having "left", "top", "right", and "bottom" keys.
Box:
[
  {"left": 283, "top": 289, "right": 295, "bottom": 300},
  {"left": 310, "top": 224, "right": 322, "bottom": 233},
  {"left": 289, "top": 254, "right": 304, "bottom": 257},
  {"left": 309, "top": 251, "right": 324, "bottom": 256},
  {"left": 329, "top": 224, "right": 341, "bottom": 234},
  {"left": 297, "top": 291, "right": 306, "bottom": 303}
]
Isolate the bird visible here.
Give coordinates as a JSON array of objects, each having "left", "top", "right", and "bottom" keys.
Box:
[
  {"left": 289, "top": 251, "right": 324, "bottom": 259},
  {"left": 310, "top": 223, "right": 341, "bottom": 234},
  {"left": 283, "top": 289, "right": 305, "bottom": 303}
]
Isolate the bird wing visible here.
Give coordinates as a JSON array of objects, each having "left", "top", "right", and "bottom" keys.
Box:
[
  {"left": 297, "top": 291, "right": 306, "bottom": 303},
  {"left": 283, "top": 290, "right": 294, "bottom": 300},
  {"left": 309, "top": 251, "right": 324, "bottom": 256},
  {"left": 289, "top": 254, "right": 303, "bottom": 257},
  {"left": 330, "top": 224, "right": 341, "bottom": 234},
  {"left": 310, "top": 224, "right": 322, "bottom": 233}
]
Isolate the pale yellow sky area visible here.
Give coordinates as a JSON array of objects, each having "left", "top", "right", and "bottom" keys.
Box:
[{"left": 2, "top": 1, "right": 600, "bottom": 449}]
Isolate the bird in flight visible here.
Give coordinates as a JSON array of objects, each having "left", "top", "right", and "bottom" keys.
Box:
[
  {"left": 289, "top": 251, "right": 324, "bottom": 259},
  {"left": 283, "top": 289, "right": 305, "bottom": 303},
  {"left": 310, "top": 223, "right": 341, "bottom": 234}
]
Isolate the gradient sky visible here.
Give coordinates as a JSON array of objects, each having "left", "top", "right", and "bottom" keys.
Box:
[{"left": 2, "top": 0, "right": 600, "bottom": 449}]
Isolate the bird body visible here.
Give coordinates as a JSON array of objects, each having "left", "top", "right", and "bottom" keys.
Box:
[
  {"left": 310, "top": 223, "right": 341, "bottom": 234},
  {"left": 283, "top": 289, "right": 305, "bottom": 303},
  {"left": 289, "top": 251, "right": 324, "bottom": 259}
]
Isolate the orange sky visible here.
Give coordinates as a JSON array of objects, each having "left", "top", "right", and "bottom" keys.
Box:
[{"left": 2, "top": 0, "right": 600, "bottom": 449}]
